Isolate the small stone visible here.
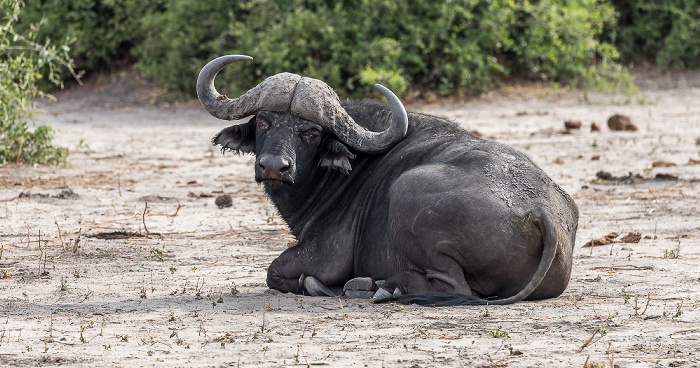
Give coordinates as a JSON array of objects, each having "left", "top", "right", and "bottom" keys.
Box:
[
  {"left": 215, "top": 194, "right": 233, "bottom": 208},
  {"left": 591, "top": 155, "right": 600, "bottom": 161},
  {"left": 564, "top": 120, "right": 582, "bottom": 130},
  {"left": 607, "top": 114, "right": 638, "bottom": 131},
  {"left": 591, "top": 122, "right": 601, "bottom": 132}
]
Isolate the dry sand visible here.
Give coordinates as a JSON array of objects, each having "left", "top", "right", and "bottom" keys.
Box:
[{"left": 0, "top": 72, "right": 699, "bottom": 367}]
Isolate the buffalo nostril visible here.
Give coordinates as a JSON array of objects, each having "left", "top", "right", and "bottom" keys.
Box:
[{"left": 259, "top": 156, "right": 291, "bottom": 179}]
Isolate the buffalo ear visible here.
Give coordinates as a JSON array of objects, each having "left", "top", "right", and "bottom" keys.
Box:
[
  {"left": 212, "top": 120, "right": 256, "bottom": 154},
  {"left": 319, "top": 138, "right": 355, "bottom": 174}
]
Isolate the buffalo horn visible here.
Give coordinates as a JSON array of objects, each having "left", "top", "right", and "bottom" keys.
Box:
[
  {"left": 196, "top": 55, "right": 301, "bottom": 120},
  {"left": 197, "top": 55, "right": 408, "bottom": 153}
]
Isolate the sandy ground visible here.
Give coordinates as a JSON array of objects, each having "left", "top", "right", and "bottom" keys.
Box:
[{"left": 1, "top": 71, "right": 699, "bottom": 367}]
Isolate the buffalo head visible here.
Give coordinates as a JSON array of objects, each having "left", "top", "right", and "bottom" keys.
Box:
[{"left": 197, "top": 55, "right": 408, "bottom": 191}]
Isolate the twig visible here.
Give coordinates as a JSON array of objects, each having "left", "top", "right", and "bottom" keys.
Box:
[
  {"left": 577, "top": 326, "right": 603, "bottom": 353},
  {"left": 37, "top": 229, "right": 43, "bottom": 278},
  {"left": 72, "top": 228, "right": 82, "bottom": 254},
  {"left": 0, "top": 242, "right": 4, "bottom": 260},
  {"left": 670, "top": 328, "right": 700, "bottom": 339},
  {"left": 339, "top": 298, "right": 347, "bottom": 320},
  {"left": 142, "top": 202, "right": 150, "bottom": 238},
  {"left": 607, "top": 341, "right": 615, "bottom": 368},
  {"left": 261, "top": 297, "right": 266, "bottom": 332},
  {"left": 171, "top": 199, "right": 182, "bottom": 217},
  {"left": 641, "top": 294, "right": 652, "bottom": 315},
  {"left": 592, "top": 265, "right": 653, "bottom": 271},
  {"left": 15, "top": 136, "right": 24, "bottom": 163},
  {"left": 54, "top": 216, "right": 65, "bottom": 252},
  {"left": 298, "top": 344, "right": 311, "bottom": 368}
]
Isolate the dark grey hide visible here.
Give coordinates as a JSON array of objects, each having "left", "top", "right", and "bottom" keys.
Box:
[{"left": 200, "top": 56, "right": 579, "bottom": 306}]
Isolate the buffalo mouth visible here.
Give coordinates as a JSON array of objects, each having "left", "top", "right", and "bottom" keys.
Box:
[{"left": 258, "top": 178, "right": 294, "bottom": 188}]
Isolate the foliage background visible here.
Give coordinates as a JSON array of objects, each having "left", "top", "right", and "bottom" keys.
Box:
[
  {"left": 1, "top": 0, "right": 75, "bottom": 165},
  {"left": 15, "top": 0, "right": 700, "bottom": 99},
  {"left": 3, "top": 0, "right": 699, "bottom": 165}
]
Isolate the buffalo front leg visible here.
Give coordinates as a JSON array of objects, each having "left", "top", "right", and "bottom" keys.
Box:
[{"left": 266, "top": 242, "right": 351, "bottom": 297}]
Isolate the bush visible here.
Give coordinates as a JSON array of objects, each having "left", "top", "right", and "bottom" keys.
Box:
[
  {"left": 611, "top": 0, "right": 700, "bottom": 69},
  {"left": 20, "top": 0, "right": 638, "bottom": 98},
  {"left": 1, "top": 0, "right": 76, "bottom": 165},
  {"left": 132, "top": 0, "right": 231, "bottom": 95},
  {"left": 136, "top": 0, "right": 628, "bottom": 97},
  {"left": 16, "top": 0, "right": 164, "bottom": 82}
]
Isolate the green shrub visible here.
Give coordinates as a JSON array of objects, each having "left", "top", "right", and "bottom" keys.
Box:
[
  {"left": 17, "top": 0, "right": 164, "bottom": 82},
  {"left": 1, "top": 0, "right": 76, "bottom": 165},
  {"left": 612, "top": 0, "right": 700, "bottom": 69},
  {"left": 136, "top": 0, "right": 628, "bottom": 97},
  {"left": 132, "top": 0, "right": 231, "bottom": 95},
  {"left": 19, "top": 0, "right": 635, "bottom": 98}
]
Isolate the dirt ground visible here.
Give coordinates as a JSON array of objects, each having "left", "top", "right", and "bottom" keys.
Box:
[{"left": 1, "top": 70, "right": 699, "bottom": 367}]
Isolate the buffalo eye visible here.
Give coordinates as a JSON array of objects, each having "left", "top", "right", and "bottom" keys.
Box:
[
  {"left": 256, "top": 119, "right": 269, "bottom": 131},
  {"left": 301, "top": 128, "right": 321, "bottom": 141}
]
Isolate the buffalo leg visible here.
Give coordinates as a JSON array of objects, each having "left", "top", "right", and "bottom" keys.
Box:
[{"left": 266, "top": 243, "right": 352, "bottom": 296}]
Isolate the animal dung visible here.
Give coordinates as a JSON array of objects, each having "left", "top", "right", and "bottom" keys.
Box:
[
  {"left": 17, "top": 187, "right": 78, "bottom": 200},
  {"left": 619, "top": 231, "right": 642, "bottom": 243},
  {"left": 564, "top": 120, "right": 582, "bottom": 130},
  {"left": 607, "top": 114, "right": 638, "bottom": 131},
  {"left": 583, "top": 231, "right": 642, "bottom": 247},
  {"left": 583, "top": 232, "right": 618, "bottom": 247},
  {"left": 215, "top": 194, "right": 233, "bottom": 208},
  {"left": 652, "top": 160, "right": 676, "bottom": 168}
]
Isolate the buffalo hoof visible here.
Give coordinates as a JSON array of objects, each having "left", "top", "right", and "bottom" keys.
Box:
[
  {"left": 343, "top": 277, "right": 378, "bottom": 299},
  {"left": 298, "top": 273, "right": 307, "bottom": 291},
  {"left": 371, "top": 288, "right": 396, "bottom": 303},
  {"left": 343, "top": 277, "right": 375, "bottom": 292},
  {"left": 345, "top": 290, "right": 375, "bottom": 299},
  {"left": 303, "top": 275, "right": 337, "bottom": 297}
]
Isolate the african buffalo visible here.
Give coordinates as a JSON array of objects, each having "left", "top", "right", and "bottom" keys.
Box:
[{"left": 197, "top": 55, "right": 579, "bottom": 306}]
